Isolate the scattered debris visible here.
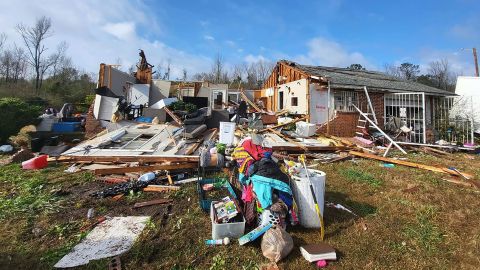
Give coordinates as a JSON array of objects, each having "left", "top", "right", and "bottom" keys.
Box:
[{"left": 54, "top": 216, "right": 150, "bottom": 268}]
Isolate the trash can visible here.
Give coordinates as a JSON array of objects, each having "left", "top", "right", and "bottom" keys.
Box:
[{"left": 291, "top": 169, "right": 326, "bottom": 228}]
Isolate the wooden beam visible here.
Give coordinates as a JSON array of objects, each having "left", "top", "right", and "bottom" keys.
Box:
[
  {"left": 259, "top": 117, "right": 306, "bottom": 133},
  {"left": 94, "top": 162, "right": 198, "bottom": 175},
  {"left": 133, "top": 198, "right": 173, "bottom": 208},
  {"left": 349, "top": 151, "right": 474, "bottom": 178},
  {"left": 240, "top": 89, "right": 262, "bottom": 112},
  {"left": 143, "top": 185, "right": 180, "bottom": 192},
  {"left": 163, "top": 106, "right": 184, "bottom": 125}
]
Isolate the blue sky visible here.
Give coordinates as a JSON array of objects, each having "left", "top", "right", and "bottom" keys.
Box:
[{"left": 0, "top": 0, "right": 478, "bottom": 78}]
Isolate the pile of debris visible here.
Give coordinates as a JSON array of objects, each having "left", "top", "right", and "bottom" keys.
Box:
[{"left": 5, "top": 51, "right": 478, "bottom": 269}]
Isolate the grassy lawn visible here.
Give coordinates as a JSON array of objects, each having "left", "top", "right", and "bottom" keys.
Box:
[{"left": 0, "top": 152, "right": 479, "bottom": 269}]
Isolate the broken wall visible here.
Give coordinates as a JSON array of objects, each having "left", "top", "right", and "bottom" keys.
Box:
[{"left": 98, "top": 64, "right": 136, "bottom": 96}]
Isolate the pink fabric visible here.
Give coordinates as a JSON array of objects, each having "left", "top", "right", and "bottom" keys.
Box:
[
  {"left": 241, "top": 139, "right": 271, "bottom": 161},
  {"left": 242, "top": 184, "right": 254, "bottom": 203}
]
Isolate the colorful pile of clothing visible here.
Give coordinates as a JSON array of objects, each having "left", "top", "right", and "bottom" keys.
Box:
[{"left": 231, "top": 137, "right": 295, "bottom": 227}]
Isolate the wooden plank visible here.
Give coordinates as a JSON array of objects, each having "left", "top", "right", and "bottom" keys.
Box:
[
  {"left": 163, "top": 106, "right": 184, "bottom": 125},
  {"left": 143, "top": 185, "right": 180, "bottom": 192},
  {"left": 56, "top": 155, "right": 200, "bottom": 163},
  {"left": 167, "top": 174, "right": 173, "bottom": 185},
  {"left": 349, "top": 151, "right": 474, "bottom": 178},
  {"left": 94, "top": 162, "right": 198, "bottom": 175},
  {"left": 240, "top": 89, "right": 262, "bottom": 112},
  {"left": 133, "top": 198, "right": 173, "bottom": 209},
  {"left": 259, "top": 116, "right": 306, "bottom": 133},
  {"left": 267, "top": 128, "right": 308, "bottom": 151}
]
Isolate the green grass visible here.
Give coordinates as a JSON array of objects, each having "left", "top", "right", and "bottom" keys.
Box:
[
  {"left": 403, "top": 205, "right": 444, "bottom": 254},
  {"left": 0, "top": 153, "right": 479, "bottom": 269},
  {"left": 341, "top": 167, "right": 383, "bottom": 188}
]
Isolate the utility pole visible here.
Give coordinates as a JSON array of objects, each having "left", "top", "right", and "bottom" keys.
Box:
[{"left": 473, "top": 48, "right": 479, "bottom": 77}]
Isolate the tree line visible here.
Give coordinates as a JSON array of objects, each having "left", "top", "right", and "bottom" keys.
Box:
[
  {"left": 348, "top": 60, "right": 458, "bottom": 92},
  {"left": 0, "top": 16, "right": 95, "bottom": 108}
]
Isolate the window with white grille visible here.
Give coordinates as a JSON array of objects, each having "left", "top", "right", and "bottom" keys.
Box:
[{"left": 334, "top": 91, "right": 358, "bottom": 112}]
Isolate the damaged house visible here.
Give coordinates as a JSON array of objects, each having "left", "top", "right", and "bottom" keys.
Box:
[
  {"left": 92, "top": 51, "right": 229, "bottom": 127},
  {"left": 261, "top": 60, "right": 474, "bottom": 144}
]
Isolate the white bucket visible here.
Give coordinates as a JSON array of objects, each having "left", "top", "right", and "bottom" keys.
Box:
[{"left": 291, "top": 169, "right": 326, "bottom": 228}]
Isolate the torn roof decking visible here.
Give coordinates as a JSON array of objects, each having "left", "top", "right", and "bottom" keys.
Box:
[{"left": 62, "top": 123, "right": 199, "bottom": 159}]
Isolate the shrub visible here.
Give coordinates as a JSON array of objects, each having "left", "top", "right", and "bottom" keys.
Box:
[{"left": 0, "top": 97, "right": 42, "bottom": 144}]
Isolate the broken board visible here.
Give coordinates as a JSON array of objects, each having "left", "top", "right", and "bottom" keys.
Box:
[{"left": 54, "top": 216, "right": 150, "bottom": 268}]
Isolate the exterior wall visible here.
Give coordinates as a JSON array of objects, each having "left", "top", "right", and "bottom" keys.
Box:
[
  {"left": 98, "top": 64, "right": 136, "bottom": 96},
  {"left": 317, "top": 112, "right": 359, "bottom": 137},
  {"left": 276, "top": 79, "right": 308, "bottom": 114},
  {"left": 150, "top": 80, "right": 171, "bottom": 104}
]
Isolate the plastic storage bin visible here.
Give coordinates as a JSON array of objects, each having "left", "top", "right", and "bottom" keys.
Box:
[
  {"left": 210, "top": 201, "right": 245, "bottom": 239},
  {"left": 52, "top": 122, "right": 81, "bottom": 132},
  {"left": 291, "top": 169, "right": 326, "bottom": 228},
  {"left": 198, "top": 178, "right": 237, "bottom": 212}
]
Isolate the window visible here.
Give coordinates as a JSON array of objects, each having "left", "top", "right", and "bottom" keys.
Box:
[
  {"left": 334, "top": 91, "right": 357, "bottom": 112},
  {"left": 291, "top": 97, "right": 298, "bottom": 106}
]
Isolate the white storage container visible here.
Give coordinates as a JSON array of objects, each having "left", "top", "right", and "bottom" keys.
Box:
[
  {"left": 295, "top": 121, "right": 317, "bottom": 137},
  {"left": 210, "top": 202, "right": 245, "bottom": 239},
  {"left": 291, "top": 169, "right": 326, "bottom": 228}
]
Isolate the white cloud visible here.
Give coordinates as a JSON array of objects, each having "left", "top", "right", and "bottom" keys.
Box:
[
  {"left": 225, "top": 40, "right": 235, "bottom": 46},
  {"left": 244, "top": 54, "right": 268, "bottom": 64},
  {"left": 204, "top": 35, "right": 215, "bottom": 41},
  {"left": 293, "top": 37, "right": 373, "bottom": 68},
  {"left": 102, "top": 22, "right": 136, "bottom": 41},
  {"left": 0, "top": 0, "right": 211, "bottom": 79}
]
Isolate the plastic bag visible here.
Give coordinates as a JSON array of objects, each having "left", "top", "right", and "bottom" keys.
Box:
[{"left": 261, "top": 227, "right": 294, "bottom": 263}]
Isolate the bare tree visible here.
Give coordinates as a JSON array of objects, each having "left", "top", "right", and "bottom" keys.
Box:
[
  {"left": 231, "top": 63, "right": 245, "bottom": 84},
  {"left": 0, "top": 33, "right": 6, "bottom": 52},
  {"left": 48, "top": 41, "right": 68, "bottom": 78},
  {"left": 16, "top": 16, "right": 53, "bottom": 91},
  {"left": 11, "top": 45, "right": 27, "bottom": 83},
  {"left": 428, "top": 59, "right": 456, "bottom": 91},
  {"left": 182, "top": 68, "right": 187, "bottom": 81},
  {"left": 384, "top": 62, "right": 419, "bottom": 80},
  {"left": 211, "top": 53, "right": 225, "bottom": 83},
  {"left": 0, "top": 49, "right": 13, "bottom": 82},
  {"left": 163, "top": 59, "right": 171, "bottom": 80},
  {"left": 384, "top": 63, "right": 401, "bottom": 78}
]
